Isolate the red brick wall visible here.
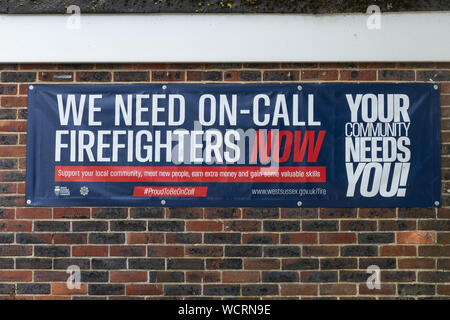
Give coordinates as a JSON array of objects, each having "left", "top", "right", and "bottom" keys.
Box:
[{"left": 0, "top": 62, "right": 449, "bottom": 300}]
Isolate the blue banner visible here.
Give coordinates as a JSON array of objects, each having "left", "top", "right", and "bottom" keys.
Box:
[{"left": 25, "top": 83, "right": 441, "bottom": 207}]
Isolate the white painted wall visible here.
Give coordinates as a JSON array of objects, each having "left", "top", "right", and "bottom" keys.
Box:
[{"left": 0, "top": 12, "right": 448, "bottom": 62}]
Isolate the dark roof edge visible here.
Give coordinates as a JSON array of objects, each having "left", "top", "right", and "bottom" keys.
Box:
[{"left": 1, "top": 0, "right": 450, "bottom": 14}]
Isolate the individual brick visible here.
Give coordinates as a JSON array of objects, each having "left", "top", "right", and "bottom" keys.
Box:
[
  {"left": 358, "top": 233, "right": 395, "bottom": 244},
  {"left": 187, "top": 71, "right": 222, "bottom": 81},
  {"left": 280, "top": 284, "right": 318, "bottom": 296},
  {"left": 204, "top": 233, "right": 241, "bottom": 244},
  {"left": 359, "top": 208, "right": 396, "bottom": 218},
  {"left": 417, "top": 70, "right": 450, "bottom": 81},
  {"left": 339, "top": 70, "right": 376, "bottom": 81},
  {"left": 359, "top": 258, "right": 397, "bottom": 269},
  {"left": 92, "top": 208, "right": 127, "bottom": 219},
  {"left": 164, "top": 285, "right": 201, "bottom": 296},
  {"left": 126, "top": 233, "right": 164, "bottom": 244},
  {"left": 80, "top": 271, "right": 108, "bottom": 283},
  {"left": 1, "top": 96, "right": 27, "bottom": 108},
  {"left": 319, "top": 233, "right": 356, "bottom": 244},
  {"left": 34, "top": 271, "right": 71, "bottom": 282},
  {"left": 320, "top": 208, "right": 356, "bottom": 219},
  {"left": 398, "top": 208, "right": 435, "bottom": 219},
  {"left": 242, "top": 285, "right": 278, "bottom": 296},
  {"left": 34, "top": 246, "right": 70, "bottom": 257},
  {"left": 418, "top": 271, "right": 450, "bottom": 283},
  {"left": 39, "top": 72, "right": 73, "bottom": 82},
  {"left": 224, "top": 71, "right": 261, "bottom": 81},
  {"left": 53, "top": 258, "right": 90, "bottom": 270},
  {"left": 148, "top": 221, "right": 184, "bottom": 232},
  {"left": 73, "top": 221, "right": 108, "bottom": 232},
  {"left": 205, "top": 208, "right": 240, "bottom": 219},
  {"left": 282, "top": 258, "right": 319, "bottom": 270},
  {"left": 0, "top": 258, "right": 14, "bottom": 269},
  {"left": 419, "top": 220, "right": 450, "bottom": 231},
  {"left": 378, "top": 70, "right": 415, "bottom": 81},
  {"left": 110, "top": 271, "right": 147, "bottom": 283},
  {"left": 0, "top": 220, "right": 31, "bottom": 232},
  {"left": 0, "top": 84, "right": 17, "bottom": 95},
  {"left": 16, "top": 258, "right": 52, "bottom": 269},
  {"left": 88, "top": 284, "right": 125, "bottom": 295},
  {"left": 379, "top": 220, "right": 416, "bottom": 231},
  {"left": 0, "top": 233, "right": 15, "bottom": 243},
  {"left": 302, "top": 246, "right": 339, "bottom": 257},
  {"left": 167, "top": 208, "right": 203, "bottom": 219},
  {"left": 397, "top": 232, "right": 435, "bottom": 244},
  {"left": 16, "top": 208, "right": 52, "bottom": 219},
  {"left": 1, "top": 72, "right": 36, "bottom": 82},
  {"left": 303, "top": 221, "right": 338, "bottom": 231},
  {"left": 186, "top": 271, "right": 220, "bottom": 283},
  {"left": 263, "top": 70, "right": 299, "bottom": 81},
  {"left": 398, "top": 258, "right": 435, "bottom": 269},
  {"left": 262, "top": 271, "right": 298, "bottom": 282},
  {"left": 280, "top": 208, "right": 318, "bottom": 219},
  {"left": 339, "top": 271, "right": 369, "bottom": 282},
  {"left": 341, "top": 246, "right": 378, "bottom": 257},
  {"left": 76, "top": 72, "right": 111, "bottom": 82},
  {"left": 264, "top": 246, "right": 301, "bottom": 257},
  {"left": 359, "top": 283, "right": 396, "bottom": 295},
  {"left": 222, "top": 271, "right": 260, "bottom": 283},
  {"left": 0, "top": 159, "right": 17, "bottom": 169},
  {"left": 243, "top": 208, "right": 279, "bottom": 219},
  {"left": 88, "top": 233, "right": 125, "bottom": 244},
  {"left": 245, "top": 259, "right": 280, "bottom": 270},
  {"left": 204, "top": 285, "right": 240, "bottom": 296},
  {"left": 166, "top": 233, "right": 202, "bottom": 244},
  {"left": 110, "top": 246, "right": 146, "bottom": 257},
  {"left": 34, "top": 221, "right": 69, "bottom": 232},
  {"left": 206, "top": 259, "right": 242, "bottom": 270},
  {"left": 17, "top": 284, "right": 50, "bottom": 294},
  {"left": 301, "top": 70, "right": 338, "bottom": 81},
  {"left": 110, "top": 221, "right": 146, "bottom": 231},
  {"left": 186, "top": 221, "right": 223, "bottom": 232},
  {"left": 320, "top": 258, "right": 357, "bottom": 270},
  {"left": 382, "top": 271, "right": 416, "bottom": 282},
  {"left": 185, "top": 246, "right": 223, "bottom": 257},
  {"left": 92, "top": 258, "right": 126, "bottom": 270},
  {"left": 114, "top": 72, "right": 149, "bottom": 82},
  {"left": 380, "top": 245, "right": 416, "bottom": 256},
  {"left": 72, "top": 246, "right": 108, "bottom": 257},
  {"left": 341, "top": 220, "right": 376, "bottom": 231},
  {"left": 152, "top": 71, "right": 185, "bottom": 82},
  {"left": 320, "top": 284, "right": 356, "bottom": 295},
  {"left": 263, "top": 221, "right": 300, "bottom": 232},
  {"left": 130, "top": 207, "right": 164, "bottom": 218},
  {"left": 0, "top": 271, "right": 32, "bottom": 282},
  {"left": 224, "top": 220, "right": 260, "bottom": 232},
  {"left": 301, "top": 271, "right": 338, "bottom": 283},
  {"left": 243, "top": 233, "right": 278, "bottom": 244},
  {"left": 149, "top": 271, "right": 184, "bottom": 283},
  {"left": 128, "top": 259, "right": 165, "bottom": 270},
  {"left": 281, "top": 233, "right": 317, "bottom": 244},
  {"left": 126, "top": 284, "right": 163, "bottom": 295},
  {"left": 147, "top": 246, "right": 184, "bottom": 257},
  {"left": 167, "top": 259, "right": 204, "bottom": 270},
  {"left": 225, "top": 246, "right": 262, "bottom": 257},
  {"left": 52, "top": 283, "right": 87, "bottom": 295},
  {"left": 398, "top": 284, "right": 435, "bottom": 296},
  {"left": 0, "top": 284, "right": 15, "bottom": 294}
]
